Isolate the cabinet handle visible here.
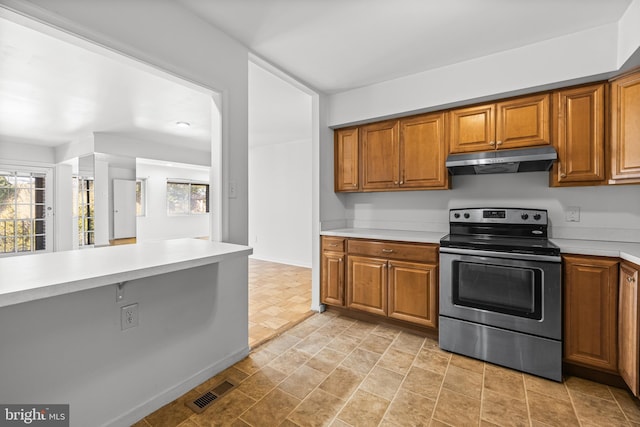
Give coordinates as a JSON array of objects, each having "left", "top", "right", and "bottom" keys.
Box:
[
  {"left": 627, "top": 276, "right": 636, "bottom": 283},
  {"left": 489, "top": 141, "right": 495, "bottom": 146},
  {"left": 381, "top": 249, "right": 394, "bottom": 253},
  {"left": 496, "top": 140, "right": 503, "bottom": 146},
  {"left": 329, "top": 243, "right": 338, "bottom": 247}
]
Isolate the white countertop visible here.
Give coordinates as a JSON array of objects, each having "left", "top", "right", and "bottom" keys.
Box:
[
  {"left": 321, "top": 228, "right": 444, "bottom": 244},
  {"left": 0, "top": 238, "right": 253, "bottom": 308},
  {"left": 550, "top": 238, "right": 640, "bottom": 265},
  {"left": 321, "top": 228, "right": 640, "bottom": 265}
]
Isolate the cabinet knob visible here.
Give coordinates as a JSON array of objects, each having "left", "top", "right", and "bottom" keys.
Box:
[
  {"left": 560, "top": 173, "right": 567, "bottom": 178},
  {"left": 353, "top": 183, "right": 357, "bottom": 187},
  {"left": 627, "top": 276, "right": 636, "bottom": 283},
  {"left": 399, "top": 181, "right": 404, "bottom": 185},
  {"left": 496, "top": 140, "right": 503, "bottom": 146},
  {"left": 489, "top": 141, "right": 495, "bottom": 146},
  {"left": 394, "top": 181, "right": 398, "bottom": 185},
  {"left": 339, "top": 258, "right": 343, "bottom": 263}
]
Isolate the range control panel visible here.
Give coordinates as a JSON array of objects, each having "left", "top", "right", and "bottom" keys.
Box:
[{"left": 449, "top": 208, "right": 548, "bottom": 225}]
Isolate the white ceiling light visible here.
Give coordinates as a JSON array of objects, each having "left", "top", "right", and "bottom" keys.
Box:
[{"left": 176, "top": 121, "right": 191, "bottom": 128}]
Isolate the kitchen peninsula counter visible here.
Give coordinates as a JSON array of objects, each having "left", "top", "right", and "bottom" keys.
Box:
[
  {"left": 0, "top": 238, "right": 252, "bottom": 426},
  {"left": 0, "top": 238, "right": 252, "bottom": 308}
]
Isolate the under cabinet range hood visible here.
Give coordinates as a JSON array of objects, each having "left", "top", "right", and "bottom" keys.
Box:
[{"left": 445, "top": 146, "right": 558, "bottom": 176}]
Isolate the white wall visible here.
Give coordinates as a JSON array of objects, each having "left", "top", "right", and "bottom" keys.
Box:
[
  {"left": 1, "top": 0, "right": 250, "bottom": 245},
  {"left": 341, "top": 172, "right": 640, "bottom": 243},
  {"left": 93, "top": 158, "right": 109, "bottom": 246},
  {"left": 328, "top": 23, "right": 622, "bottom": 127},
  {"left": 0, "top": 140, "right": 55, "bottom": 164},
  {"left": 249, "top": 139, "right": 312, "bottom": 267},
  {"left": 136, "top": 162, "right": 210, "bottom": 242}
]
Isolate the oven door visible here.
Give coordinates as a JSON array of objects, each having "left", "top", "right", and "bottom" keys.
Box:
[{"left": 439, "top": 249, "right": 561, "bottom": 340}]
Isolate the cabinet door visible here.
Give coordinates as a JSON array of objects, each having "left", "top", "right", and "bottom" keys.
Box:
[
  {"left": 496, "top": 93, "right": 550, "bottom": 150},
  {"left": 334, "top": 128, "right": 359, "bottom": 192},
  {"left": 321, "top": 251, "right": 345, "bottom": 307},
  {"left": 347, "top": 255, "right": 387, "bottom": 316},
  {"left": 361, "top": 120, "right": 400, "bottom": 190},
  {"left": 449, "top": 104, "right": 495, "bottom": 153},
  {"left": 564, "top": 255, "right": 619, "bottom": 372},
  {"left": 399, "top": 113, "right": 448, "bottom": 189},
  {"left": 610, "top": 71, "right": 640, "bottom": 183},
  {"left": 551, "top": 84, "right": 606, "bottom": 186},
  {"left": 619, "top": 262, "right": 640, "bottom": 396},
  {"left": 388, "top": 260, "right": 437, "bottom": 328}
]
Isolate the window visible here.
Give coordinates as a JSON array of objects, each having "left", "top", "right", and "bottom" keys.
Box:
[
  {"left": 73, "top": 176, "right": 94, "bottom": 247},
  {"left": 0, "top": 170, "right": 48, "bottom": 255},
  {"left": 166, "top": 181, "right": 210, "bottom": 215},
  {"left": 136, "top": 179, "right": 146, "bottom": 217}
]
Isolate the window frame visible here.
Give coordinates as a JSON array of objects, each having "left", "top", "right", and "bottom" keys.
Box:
[
  {"left": 136, "top": 178, "right": 147, "bottom": 217},
  {"left": 166, "top": 179, "right": 210, "bottom": 216},
  {"left": 0, "top": 164, "right": 53, "bottom": 257}
]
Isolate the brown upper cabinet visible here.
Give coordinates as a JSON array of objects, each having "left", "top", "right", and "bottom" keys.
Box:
[
  {"left": 361, "top": 120, "right": 400, "bottom": 190},
  {"left": 399, "top": 113, "right": 448, "bottom": 189},
  {"left": 449, "top": 93, "right": 550, "bottom": 154},
  {"left": 610, "top": 70, "right": 640, "bottom": 184},
  {"left": 334, "top": 127, "right": 359, "bottom": 192},
  {"left": 355, "top": 113, "right": 448, "bottom": 192},
  {"left": 550, "top": 83, "right": 607, "bottom": 187}
]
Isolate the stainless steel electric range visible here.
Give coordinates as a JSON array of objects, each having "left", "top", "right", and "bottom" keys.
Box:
[{"left": 439, "top": 208, "right": 562, "bottom": 381}]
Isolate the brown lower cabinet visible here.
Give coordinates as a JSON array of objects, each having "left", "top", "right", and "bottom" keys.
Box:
[
  {"left": 563, "top": 254, "right": 619, "bottom": 373},
  {"left": 320, "top": 237, "right": 346, "bottom": 307},
  {"left": 619, "top": 260, "right": 640, "bottom": 395},
  {"left": 321, "top": 236, "right": 438, "bottom": 330}
]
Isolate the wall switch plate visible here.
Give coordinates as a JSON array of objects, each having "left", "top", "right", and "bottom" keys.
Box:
[
  {"left": 565, "top": 206, "right": 580, "bottom": 222},
  {"left": 229, "top": 181, "right": 237, "bottom": 199},
  {"left": 121, "top": 303, "right": 139, "bottom": 330}
]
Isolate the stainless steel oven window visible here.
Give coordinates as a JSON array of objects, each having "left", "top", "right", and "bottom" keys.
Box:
[{"left": 452, "top": 261, "right": 543, "bottom": 319}]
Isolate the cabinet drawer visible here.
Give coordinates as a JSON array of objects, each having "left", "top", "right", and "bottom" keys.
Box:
[
  {"left": 322, "top": 236, "right": 346, "bottom": 252},
  {"left": 347, "top": 239, "right": 437, "bottom": 263}
]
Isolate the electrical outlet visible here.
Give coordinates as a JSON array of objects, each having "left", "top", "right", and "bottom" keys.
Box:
[
  {"left": 565, "top": 206, "right": 581, "bottom": 222},
  {"left": 121, "top": 303, "right": 139, "bottom": 330}
]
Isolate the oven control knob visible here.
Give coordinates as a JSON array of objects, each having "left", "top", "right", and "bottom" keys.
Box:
[
  {"left": 463, "top": 213, "right": 470, "bottom": 219},
  {"left": 521, "top": 213, "right": 529, "bottom": 220},
  {"left": 454, "top": 213, "right": 460, "bottom": 219},
  {"left": 533, "top": 214, "right": 541, "bottom": 221}
]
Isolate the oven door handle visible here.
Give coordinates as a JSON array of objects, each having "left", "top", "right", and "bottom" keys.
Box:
[{"left": 439, "top": 247, "right": 561, "bottom": 263}]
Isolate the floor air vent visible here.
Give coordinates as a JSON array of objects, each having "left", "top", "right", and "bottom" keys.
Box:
[{"left": 186, "top": 379, "right": 236, "bottom": 414}]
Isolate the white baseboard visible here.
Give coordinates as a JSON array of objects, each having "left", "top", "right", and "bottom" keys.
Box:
[
  {"left": 104, "top": 345, "right": 250, "bottom": 427},
  {"left": 249, "top": 254, "right": 311, "bottom": 269}
]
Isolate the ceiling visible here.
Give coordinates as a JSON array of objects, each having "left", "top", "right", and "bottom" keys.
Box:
[
  {"left": 180, "top": 0, "right": 633, "bottom": 93},
  {"left": 0, "top": 0, "right": 633, "bottom": 153},
  {"left": 0, "top": 16, "right": 213, "bottom": 150}
]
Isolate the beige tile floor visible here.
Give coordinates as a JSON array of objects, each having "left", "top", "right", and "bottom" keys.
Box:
[
  {"left": 133, "top": 257, "right": 640, "bottom": 426},
  {"left": 248, "top": 258, "right": 313, "bottom": 348},
  {"left": 134, "top": 309, "right": 640, "bottom": 427}
]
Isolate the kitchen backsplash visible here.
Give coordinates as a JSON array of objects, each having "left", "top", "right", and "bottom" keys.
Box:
[{"left": 340, "top": 171, "right": 640, "bottom": 243}]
